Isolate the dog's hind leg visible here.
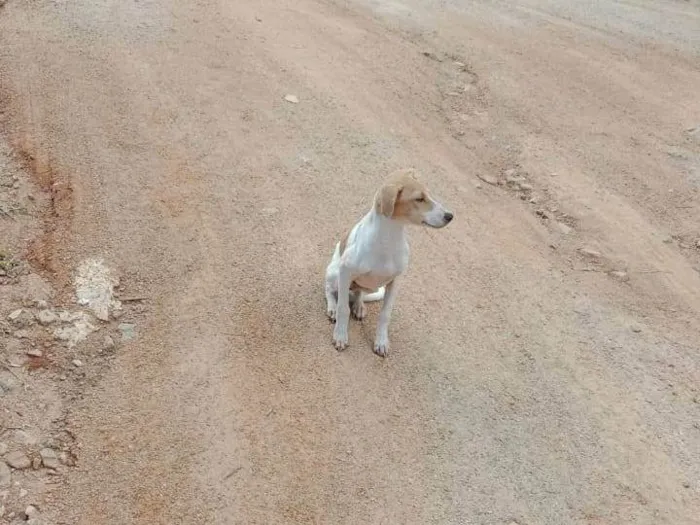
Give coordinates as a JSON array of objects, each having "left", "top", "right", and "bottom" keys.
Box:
[{"left": 351, "top": 290, "right": 366, "bottom": 320}]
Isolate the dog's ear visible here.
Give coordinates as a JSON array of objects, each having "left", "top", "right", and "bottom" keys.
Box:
[{"left": 376, "top": 182, "right": 401, "bottom": 217}]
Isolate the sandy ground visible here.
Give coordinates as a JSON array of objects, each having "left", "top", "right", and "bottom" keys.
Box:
[{"left": 1, "top": 0, "right": 700, "bottom": 523}]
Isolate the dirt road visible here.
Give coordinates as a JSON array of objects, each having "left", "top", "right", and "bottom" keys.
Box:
[{"left": 1, "top": 0, "right": 700, "bottom": 523}]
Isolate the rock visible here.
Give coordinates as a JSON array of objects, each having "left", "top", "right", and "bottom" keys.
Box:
[
  {"left": 12, "top": 430, "right": 37, "bottom": 446},
  {"left": 19, "top": 488, "right": 28, "bottom": 498},
  {"left": 32, "top": 457, "right": 42, "bottom": 470},
  {"left": 53, "top": 311, "right": 98, "bottom": 348},
  {"left": 284, "top": 94, "right": 299, "bottom": 104},
  {"left": 40, "top": 448, "right": 59, "bottom": 469},
  {"left": 14, "top": 329, "right": 30, "bottom": 339},
  {"left": 118, "top": 323, "right": 137, "bottom": 342},
  {"left": 631, "top": 324, "right": 642, "bottom": 333},
  {"left": 0, "top": 376, "right": 16, "bottom": 395},
  {"left": 24, "top": 505, "right": 39, "bottom": 519},
  {"left": 8, "top": 309, "right": 23, "bottom": 321},
  {"left": 609, "top": 270, "right": 629, "bottom": 282},
  {"left": 36, "top": 309, "right": 58, "bottom": 326},
  {"left": 75, "top": 259, "right": 121, "bottom": 321},
  {"left": 72, "top": 359, "right": 83, "bottom": 368},
  {"left": 58, "top": 311, "right": 77, "bottom": 323},
  {"left": 103, "top": 335, "right": 115, "bottom": 350},
  {"left": 477, "top": 173, "right": 498, "bottom": 186},
  {"left": 518, "top": 183, "right": 533, "bottom": 191},
  {"left": 421, "top": 51, "right": 442, "bottom": 61},
  {"left": 535, "top": 209, "right": 549, "bottom": 219},
  {"left": 5, "top": 451, "right": 31, "bottom": 470},
  {"left": 35, "top": 300, "right": 48, "bottom": 310},
  {"left": 556, "top": 222, "right": 573, "bottom": 235},
  {"left": 0, "top": 442, "right": 6, "bottom": 455},
  {"left": 26, "top": 349, "right": 43, "bottom": 358},
  {"left": 0, "top": 505, "right": 4, "bottom": 518},
  {"left": 579, "top": 247, "right": 602, "bottom": 258},
  {"left": 0, "top": 462, "right": 10, "bottom": 487}
]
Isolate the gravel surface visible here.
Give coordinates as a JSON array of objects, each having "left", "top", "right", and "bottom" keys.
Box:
[{"left": 1, "top": 0, "right": 699, "bottom": 523}]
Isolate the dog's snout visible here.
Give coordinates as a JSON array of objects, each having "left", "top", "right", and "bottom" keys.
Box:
[{"left": 443, "top": 212, "right": 454, "bottom": 223}]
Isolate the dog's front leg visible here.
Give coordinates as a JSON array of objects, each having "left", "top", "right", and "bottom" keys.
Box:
[
  {"left": 374, "top": 279, "right": 398, "bottom": 357},
  {"left": 332, "top": 264, "right": 352, "bottom": 350}
]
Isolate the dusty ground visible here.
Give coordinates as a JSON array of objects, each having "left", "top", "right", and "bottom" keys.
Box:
[{"left": 1, "top": 0, "right": 700, "bottom": 523}]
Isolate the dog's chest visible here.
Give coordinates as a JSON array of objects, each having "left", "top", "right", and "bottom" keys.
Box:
[{"left": 353, "top": 249, "right": 408, "bottom": 290}]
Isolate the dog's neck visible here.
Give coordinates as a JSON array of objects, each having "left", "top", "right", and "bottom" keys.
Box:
[{"left": 367, "top": 208, "right": 407, "bottom": 246}]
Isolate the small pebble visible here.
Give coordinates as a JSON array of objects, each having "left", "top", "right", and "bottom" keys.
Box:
[
  {"left": 284, "top": 94, "right": 299, "bottom": 104},
  {"left": 26, "top": 349, "right": 43, "bottom": 358},
  {"left": 8, "top": 309, "right": 23, "bottom": 321},
  {"left": 103, "top": 335, "right": 115, "bottom": 350},
  {"left": 556, "top": 222, "right": 573, "bottom": 235},
  {"left": 36, "top": 309, "right": 58, "bottom": 326},
  {"left": 19, "top": 488, "right": 28, "bottom": 498},
  {"left": 477, "top": 173, "right": 498, "bottom": 186},
  {"left": 40, "top": 448, "right": 60, "bottom": 469},
  {"left": 118, "top": 323, "right": 137, "bottom": 342},
  {"left": 72, "top": 359, "right": 83, "bottom": 368}
]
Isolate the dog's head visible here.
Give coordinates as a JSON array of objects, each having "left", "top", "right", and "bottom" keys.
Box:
[{"left": 375, "top": 169, "right": 453, "bottom": 228}]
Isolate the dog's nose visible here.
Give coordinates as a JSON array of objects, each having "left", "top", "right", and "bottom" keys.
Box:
[{"left": 444, "top": 212, "right": 454, "bottom": 223}]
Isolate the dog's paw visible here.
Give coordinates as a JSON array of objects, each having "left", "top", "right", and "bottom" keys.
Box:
[
  {"left": 326, "top": 306, "right": 337, "bottom": 322},
  {"left": 333, "top": 325, "right": 348, "bottom": 351},
  {"left": 351, "top": 301, "right": 366, "bottom": 321},
  {"left": 373, "top": 337, "right": 389, "bottom": 357}
]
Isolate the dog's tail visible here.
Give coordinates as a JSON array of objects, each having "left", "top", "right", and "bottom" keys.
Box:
[{"left": 363, "top": 287, "right": 385, "bottom": 302}]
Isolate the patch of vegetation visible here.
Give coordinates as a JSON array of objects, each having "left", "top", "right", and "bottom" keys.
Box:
[{"left": 0, "top": 249, "right": 20, "bottom": 276}]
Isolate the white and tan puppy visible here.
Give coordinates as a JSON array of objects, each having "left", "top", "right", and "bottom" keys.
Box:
[{"left": 324, "top": 169, "right": 453, "bottom": 356}]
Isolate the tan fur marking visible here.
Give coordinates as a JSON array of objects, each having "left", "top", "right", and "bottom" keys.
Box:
[{"left": 375, "top": 169, "right": 434, "bottom": 223}]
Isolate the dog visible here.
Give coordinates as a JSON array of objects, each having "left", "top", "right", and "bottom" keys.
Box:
[{"left": 324, "top": 169, "right": 453, "bottom": 356}]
